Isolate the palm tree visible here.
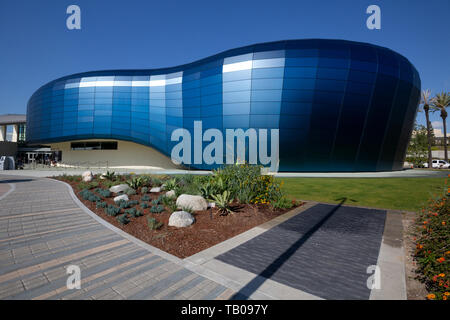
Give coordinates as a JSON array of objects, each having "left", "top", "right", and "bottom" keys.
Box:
[
  {"left": 432, "top": 92, "right": 450, "bottom": 161},
  {"left": 420, "top": 89, "right": 434, "bottom": 168}
]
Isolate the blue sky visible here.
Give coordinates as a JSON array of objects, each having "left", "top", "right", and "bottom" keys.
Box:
[{"left": 1, "top": 0, "right": 449, "bottom": 131}]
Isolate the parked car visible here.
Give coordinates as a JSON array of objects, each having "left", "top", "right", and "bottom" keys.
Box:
[{"left": 423, "top": 159, "right": 450, "bottom": 169}]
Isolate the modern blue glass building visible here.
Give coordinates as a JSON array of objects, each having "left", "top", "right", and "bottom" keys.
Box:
[{"left": 26, "top": 39, "right": 420, "bottom": 171}]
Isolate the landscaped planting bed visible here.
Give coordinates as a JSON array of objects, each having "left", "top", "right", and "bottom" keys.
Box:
[{"left": 54, "top": 165, "right": 301, "bottom": 258}]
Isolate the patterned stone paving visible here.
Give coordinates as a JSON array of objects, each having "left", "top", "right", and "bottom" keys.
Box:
[{"left": 0, "top": 176, "right": 234, "bottom": 300}]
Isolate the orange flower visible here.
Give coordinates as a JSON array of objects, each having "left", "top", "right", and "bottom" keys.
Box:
[
  {"left": 439, "top": 273, "right": 446, "bottom": 277},
  {"left": 446, "top": 251, "right": 450, "bottom": 255},
  {"left": 437, "top": 257, "right": 446, "bottom": 263},
  {"left": 444, "top": 292, "right": 450, "bottom": 296},
  {"left": 443, "top": 221, "right": 446, "bottom": 226},
  {"left": 444, "top": 295, "right": 448, "bottom": 300},
  {"left": 427, "top": 293, "right": 436, "bottom": 300}
]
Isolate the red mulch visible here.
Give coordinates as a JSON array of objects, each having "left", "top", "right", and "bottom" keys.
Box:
[{"left": 57, "top": 178, "right": 301, "bottom": 258}]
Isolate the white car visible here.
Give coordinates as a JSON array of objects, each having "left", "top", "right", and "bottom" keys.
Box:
[{"left": 423, "top": 159, "right": 450, "bottom": 169}]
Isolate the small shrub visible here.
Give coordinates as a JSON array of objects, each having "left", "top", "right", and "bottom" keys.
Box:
[
  {"left": 126, "top": 176, "right": 148, "bottom": 189},
  {"left": 118, "top": 199, "right": 138, "bottom": 209},
  {"left": 141, "top": 186, "right": 148, "bottom": 194},
  {"left": 161, "top": 196, "right": 177, "bottom": 212},
  {"left": 117, "top": 200, "right": 128, "bottom": 209},
  {"left": 95, "top": 188, "right": 111, "bottom": 198},
  {"left": 103, "top": 170, "right": 116, "bottom": 181},
  {"left": 79, "top": 189, "right": 91, "bottom": 200},
  {"left": 164, "top": 178, "right": 177, "bottom": 191},
  {"left": 105, "top": 205, "right": 120, "bottom": 217},
  {"left": 96, "top": 201, "right": 107, "bottom": 209},
  {"left": 150, "top": 205, "right": 165, "bottom": 214},
  {"left": 147, "top": 217, "right": 163, "bottom": 230},
  {"left": 128, "top": 200, "right": 139, "bottom": 206},
  {"left": 141, "top": 195, "right": 150, "bottom": 202},
  {"left": 140, "top": 202, "right": 149, "bottom": 209},
  {"left": 116, "top": 213, "right": 130, "bottom": 225},
  {"left": 79, "top": 189, "right": 101, "bottom": 202},
  {"left": 211, "top": 191, "right": 233, "bottom": 215},
  {"left": 102, "top": 181, "right": 114, "bottom": 189},
  {"left": 77, "top": 182, "right": 89, "bottom": 190},
  {"left": 151, "top": 195, "right": 164, "bottom": 206},
  {"left": 87, "top": 181, "right": 99, "bottom": 189},
  {"left": 125, "top": 207, "right": 142, "bottom": 217},
  {"left": 151, "top": 177, "right": 163, "bottom": 187}
]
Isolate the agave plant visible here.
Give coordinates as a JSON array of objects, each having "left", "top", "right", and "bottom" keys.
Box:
[
  {"left": 164, "top": 178, "right": 178, "bottom": 191},
  {"left": 211, "top": 190, "right": 233, "bottom": 215},
  {"left": 102, "top": 170, "right": 116, "bottom": 181},
  {"left": 432, "top": 92, "right": 450, "bottom": 161},
  {"left": 420, "top": 89, "right": 434, "bottom": 168},
  {"left": 126, "top": 176, "right": 145, "bottom": 189}
]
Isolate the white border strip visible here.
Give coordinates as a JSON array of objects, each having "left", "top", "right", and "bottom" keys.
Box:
[{"left": 0, "top": 182, "right": 15, "bottom": 201}]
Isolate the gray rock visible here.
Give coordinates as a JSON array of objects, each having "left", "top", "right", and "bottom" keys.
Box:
[
  {"left": 109, "top": 184, "right": 130, "bottom": 193},
  {"left": 168, "top": 211, "right": 195, "bottom": 227},
  {"left": 150, "top": 187, "right": 161, "bottom": 193},
  {"left": 176, "top": 194, "right": 208, "bottom": 211},
  {"left": 208, "top": 202, "right": 215, "bottom": 208},
  {"left": 165, "top": 190, "right": 176, "bottom": 198},
  {"left": 114, "top": 194, "right": 129, "bottom": 203},
  {"left": 82, "top": 171, "right": 93, "bottom": 182}
]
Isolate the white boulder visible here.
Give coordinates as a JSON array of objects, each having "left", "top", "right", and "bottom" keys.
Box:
[
  {"left": 165, "top": 190, "right": 176, "bottom": 198},
  {"left": 114, "top": 194, "right": 129, "bottom": 203},
  {"left": 176, "top": 194, "right": 208, "bottom": 211},
  {"left": 168, "top": 211, "right": 195, "bottom": 228},
  {"left": 109, "top": 184, "right": 130, "bottom": 193},
  {"left": 150, "top": 187, "right": 162, "bottom": 193},
  {"left": 82, "top": 171, "right": 93, "bottom": 182}
]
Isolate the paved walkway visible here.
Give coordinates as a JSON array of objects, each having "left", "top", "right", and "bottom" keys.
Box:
[
  {"left": 0, "top": 175, "right": 407, "bottom": 300},
  {"left": 0, "top": 176, "right": 234, "bottom": 300}
]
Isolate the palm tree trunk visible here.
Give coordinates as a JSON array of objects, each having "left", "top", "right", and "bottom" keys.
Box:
[
  {"left": 425, "top": 108, "right": 433, "bottom": 167},
  {"left": 443, "top": 115, "right": 448, "bottom": 161}
]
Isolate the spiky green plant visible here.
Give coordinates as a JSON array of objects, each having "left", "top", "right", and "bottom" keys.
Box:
[
  {"left": 103, "top": 170, "right": 116, "bottom": 181},
  {"left": 147, "top": 217, "right": 163, "bottom": 230},
  {"left": 211, "top": 190, "right": 233, "bottom": 215},
  {"left": 116, "top": 213, "right": 130, "bottom": 225},
  {"left": 150, "top": 205, "right": 165, "bottom": 214}
]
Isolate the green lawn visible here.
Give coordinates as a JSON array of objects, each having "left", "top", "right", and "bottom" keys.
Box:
[{"left": 276, "top": 177, "right": 448, "bottom": 212}]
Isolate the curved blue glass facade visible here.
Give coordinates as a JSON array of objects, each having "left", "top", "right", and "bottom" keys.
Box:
[{"left": 26, "top": 39, "right": 420, "bottom": 171}]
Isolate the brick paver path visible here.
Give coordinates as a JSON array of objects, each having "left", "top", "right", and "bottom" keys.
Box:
[{"left": 0, "top": 176, "right": 234, "bottom": 300}]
